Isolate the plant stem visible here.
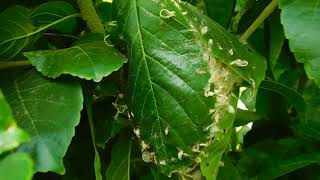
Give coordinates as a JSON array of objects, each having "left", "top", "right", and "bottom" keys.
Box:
[
  {"left": 77, "top": 0, "right": 105, "bottom": 33},
  {"left": 0, "top": 61, "right": 32, "bottom": 70},
  {"left": 240, "top": 0, "right": 279, "bottom": 43}
]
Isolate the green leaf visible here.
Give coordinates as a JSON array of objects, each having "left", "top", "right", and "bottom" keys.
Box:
[
  {"left": 24, "top": 41, "right": 127, "bottom": 82},
  {"left": 114, "top": 0, "right": 266, "bottom": 175},
  {"left": 0, "top": 4, "right": 79, "bottom": 61},
  {"left": 280, "top": 0, "right": 320, "bottom": 86},
  {"left": 182, "top": 2, "right": 267, "bottom": 87},
  {"left": 200, "top": 96, "right": 237, "bottom": 180},
  {"left": 259, "top": 80, "right": 306, "bottom": 117},
  {"left": 268, "top": 10, "right": 285, "bottom": 70},
  {"left": 0, "top": 153, "right": 34, "bottom": 180},
  {"left": 0, "top": 91, "right": 30, "bottom": 154},
  {"left": 105, "top": 136, "right": 132, "bottom": 180},
  {"left": 204, "top": 0, "right": 235, "bottom": 27},
  {"left": 0, "top": 6, "right": 34, "bottom": 60},
  {"left": 237, "top": 138, "right": 320, "bottom": 179},
  {"left": 30, "top": 1, "right": 77, "bottom": 34},
  {"left": 84, "top": 84, "right": 102, "bottom": 180},
  {"left": 0, "top": 70, "right": 83, "bottom": 174},
  {"left": 141, "top": 167, "right": 177, "bottom": 180},
  {"left": 295, "top": 83, "right": 320, "bottom": 140}
]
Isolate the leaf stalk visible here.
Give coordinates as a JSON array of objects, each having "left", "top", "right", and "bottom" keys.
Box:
[
  {"left": 0, "top": 61, "right": 32, "bottom": 70},
  {"left": 77, "top": 0, "right": 105, "bottom": 33}
]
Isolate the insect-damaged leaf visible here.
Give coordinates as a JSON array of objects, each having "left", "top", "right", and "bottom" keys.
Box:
[
  {"left": 24, "top": 41, "right": 127, "bottom": 82},
  {"left": 0, "top": 69, "right": 83, "bottom": 174},
  {"left": 113, "top": 0, "right": 266, "bottom": 175}
]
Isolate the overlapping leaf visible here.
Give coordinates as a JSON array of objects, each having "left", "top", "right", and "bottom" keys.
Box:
[
  {"left": 24, "top": 41, "right": 126, "bottom": 82},
  {"left": 30, "top": 1, "right": 77, "bottom": 34},
  {"left": 280, "top": 0, "right": 320, "bottom": 86},
  {"left": 204, "top": 0, "right": 235, "bottom": 27},
  {"left": 0, "top": 70, "right": 83, "bottom": 174},
  {"left": 106, "top": 136, "right": 131, "bottom": 180},
  {"left": 0, "top": 153, "right": 33, "bottom": 180},
  {"left": 114, "top": 0, "right": 266, "bottom": 175},
  {"left": 0, "top": 6, "right": 34, "bottom": 60},
  {"left": 0, "top": 91, "right": 30, "bottom": 154}
]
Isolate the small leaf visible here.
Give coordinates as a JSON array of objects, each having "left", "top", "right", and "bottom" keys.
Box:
[
  {"left": 24, "top": 41, "right": 127, "bottom": 82},
  {"left": 30, "top": 1, "right": 77, "bottom": 34},
  {"left": 0, "top": 6, "right": 34, "bottom": 60},
  {"left": 0, "top": 69, "right": 83, "bottom": 174},
  {"left": 105, "top": 136, "right": 132, "bottom": 180},
  {"left": 0, "top": 90, "right": 30, "bottom": 154},
  {"left": 0, "top": 153, "right": 34, "bottom": 180},
  {"left": 280, "top": 0, "right": 320, "bottom": 86}
]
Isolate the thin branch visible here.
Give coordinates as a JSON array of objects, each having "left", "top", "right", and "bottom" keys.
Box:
[
  {"left": 77, "top": 0, "right": 105, "bottom": 33},
  {"left": 0, "top": 61, "right": 32, "bottom": 70},
  {"left": 240, "top": 0, "right": 279, "bottom": 43}
]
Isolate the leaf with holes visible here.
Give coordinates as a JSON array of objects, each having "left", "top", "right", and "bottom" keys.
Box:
[
  {"left": 114, "top": 0, "right": 266, "bottom": 175},
  {"left": 0, "top": 69, "right": 83, "bottom": 174},
  {"left": 24, "top": 41, "right": 127, "bottom": 82}
]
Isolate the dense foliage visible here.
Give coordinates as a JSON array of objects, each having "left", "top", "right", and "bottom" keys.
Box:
[{"left": 0, "top": 0, "right": 319, "bottom": 179}]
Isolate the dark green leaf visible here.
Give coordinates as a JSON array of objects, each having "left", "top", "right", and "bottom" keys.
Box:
[
  {"left": 30, "top": 1, "right": 77, "bottom": 34},
  {"left": 259, "top": 80, "right": 306, "bottom": 117},
  {"left": 0, "top": 91, "right": 30, "bottom": 154},
  {"left": 237, "top": 138, "right": 320, "bottom": 179},
  {"left": 105, "top": 136, "right": 132, "bottom": 180},
  {"left": 268, "top": 10, "right": 285, "bottom": 70},
  {"left": 0, "top": 6, "right": 34, "bottom": 60},
  {"left": 295, "top": 83, "right": 320, "bottom": 140},
  {"left": 280, "top": 0, "right": 320, "bottom": 86},
  {"left": 0, "top": 70, "right": 83, "bottom": 174},
  {"left": 24, "top": 41, "right": 127, "bottom": 82},
  {"left": 204, "top": 0, "right": 235, "bottom": 28},
  {"left": 0, "top": 153, "right": 33, "bottom": 180}
]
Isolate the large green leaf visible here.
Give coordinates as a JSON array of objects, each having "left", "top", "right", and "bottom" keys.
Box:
[
  {"left": 0, "top": 6, "right": 34, "bottom": 60},
  {"left": 30, "top": 1, "right": 77, "bottom": 34},
  {"left": 0, "top": 91, "right": 30, "bottom": 154},
  {"left": 114, "top": 0, "right": 266, "bottom": 175},
  {"left": 279, "top": 0, "right": 320, "bottom": 86},
  {"left": 0, "top": 70, "right": 83, "bottom": 174},
  {"left": 0, "top": 153, "right": 34, "bottom": 180},
  {"left": 24, "top": 41, "right": 127, "bottom": 82},
  {"left": 204, "top": 0, "right": 235, "bottom": 27},
  {"left": 105, "top": 136, "right": 132, "bottom": 180}
]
